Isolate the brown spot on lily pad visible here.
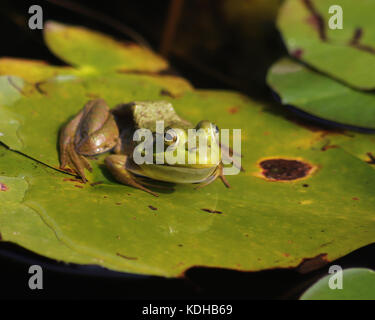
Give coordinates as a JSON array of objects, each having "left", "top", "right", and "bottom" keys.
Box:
[
  {"left": 116, "top": 252, "right": 138, "bottom": 260},
  {"left": 0, "top": 183, "right": 8, "bottom": 191},
  {"left": 297, "top": 253, "right": 329, "bottom": 274},
  {"left": 148, "top": 205, "right": 158, "bottom": 211},
  {"left": 259, "top": 158, "right": 315, "bottom": 181},
  {"left": 292, "top": 48, "right": 304, "bottom": 59},
  {"left": 321, "top": 141, "right": 338, "bottom": 151},
  {"left": 90, "top": 181, "right": 103, "bottom": 187},
  {"left": 201, "top": 208, "right": 222, "bottom": 214},
  {"left": 228, "top": 106, "right": 239, "bottom": 114}
]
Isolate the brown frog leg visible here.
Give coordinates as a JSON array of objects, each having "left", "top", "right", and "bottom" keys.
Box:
[
  {"left": 59, "top": 104, "right": 95, "bottom": 182},
  {"left": 105, "top": 154, "right": 159, "bottom": 197},
  {"left": 67, "top": 142, "right": 89, "bottom": 183},
  {"left": 59, "top": 110, "right": 84, "bottom": 169}
]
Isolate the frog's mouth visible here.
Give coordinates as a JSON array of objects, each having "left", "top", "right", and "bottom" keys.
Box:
[
  {"left": 134, "top": 163, "right": 219, "bottom": 184},
  {"left": 150, "top": 146, "right": 222, "bottom": 167}
]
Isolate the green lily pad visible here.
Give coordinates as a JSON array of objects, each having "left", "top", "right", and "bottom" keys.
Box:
[
  {"left": 44, "top": 21, "right": 168, "bottom": 73},
  {"left": 0, "top": 146, "right": 96, "bottom": 266},
  {"left": 0, "top": 58, "right": 77, "bottom": 83},
  {"left": 1, "top": 21, "right": 375, "bottom": 277},
  {"left": 267, "top": 58, "right": 375, "bottom": 129},
  {"left": 278, "top": 0, "right": 375, "bottom": 89},
  {"left": 300, "top": 268, "right": 375, "bottom": 300}
]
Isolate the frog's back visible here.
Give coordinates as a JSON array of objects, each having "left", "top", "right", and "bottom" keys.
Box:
[{"left": 131, "top": 101, "right": 191, "bottom": 131}]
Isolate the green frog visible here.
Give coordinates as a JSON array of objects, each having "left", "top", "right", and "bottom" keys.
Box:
[{"left": 59, "top": 99, "right": 230, "bottom": 196}]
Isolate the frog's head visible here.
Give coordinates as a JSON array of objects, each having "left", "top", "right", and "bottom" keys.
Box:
[{"left": 137, "top": 120, "right": 222, "bottom": 184}]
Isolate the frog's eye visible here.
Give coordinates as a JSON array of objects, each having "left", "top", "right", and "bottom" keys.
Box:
[
  {"left": 195, "top": 120, "right": 211, "bottom": 130},
  {"left": 164, "top": 128, "right": 178, "bottom": 146},
  {"left": 196, "top": 121, "right": 219, "bottom": 135}
]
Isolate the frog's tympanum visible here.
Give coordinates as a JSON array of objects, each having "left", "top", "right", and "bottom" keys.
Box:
[{"left": 59, "top": 99, "right": 230, "bottom": 196}]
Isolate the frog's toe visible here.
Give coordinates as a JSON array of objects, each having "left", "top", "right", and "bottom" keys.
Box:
[{"left": 63, "top": 142, "right": 90, "bottom": 183}]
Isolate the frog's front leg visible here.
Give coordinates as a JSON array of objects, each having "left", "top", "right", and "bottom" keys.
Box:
[
  {"left": 104, "top": 154, "right": 159, "bottom": 197},
  {"left": 195, "top": 163, "right": 231, "bottom": 190}
]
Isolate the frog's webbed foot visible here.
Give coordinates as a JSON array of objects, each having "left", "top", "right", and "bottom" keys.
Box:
[
  {"left": 65, "top": 141, "right": 92, "bottom": 183},
  {"left": 195, "top": 163, "right": 231, "bottom": 190},
  {"left": 105, "top": 154, "right": 159, "bottom": 197},
  {"left": 59, "top": 108, "right": 92, "bottom": 182}
]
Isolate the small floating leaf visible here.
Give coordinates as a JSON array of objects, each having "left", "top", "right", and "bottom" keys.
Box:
[
  {"left": 278, "top": 0, "right": 375, "bottom": 89},
  {"left": 301, "top": 268, "right": 375, "bottom": 300},
  {"left": 267, "top": 58, "right": 375, "bottom": 129}
]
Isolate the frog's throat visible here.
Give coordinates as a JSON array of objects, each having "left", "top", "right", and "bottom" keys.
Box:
[{"left": 127, "top": 161, "right": 218, "bottom": 184}]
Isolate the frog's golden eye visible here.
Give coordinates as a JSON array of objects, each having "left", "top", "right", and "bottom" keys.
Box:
[
  {"left": 196, "top": 120, "right": 219, "bottom": 135},
  {"left": 164, "top": 128, "right": 178, "bottom": 146}
]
